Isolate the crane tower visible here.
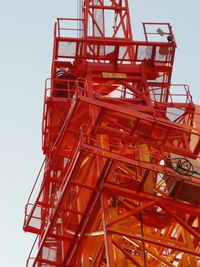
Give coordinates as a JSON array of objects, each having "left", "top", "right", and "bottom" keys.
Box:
[{"left": 24, "top": 1, "right": 200, "bottom": 266}]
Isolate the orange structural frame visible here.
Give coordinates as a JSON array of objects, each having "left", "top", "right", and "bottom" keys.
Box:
[{"left": 24, "top": 1, "right": 200, "bottom": 266}]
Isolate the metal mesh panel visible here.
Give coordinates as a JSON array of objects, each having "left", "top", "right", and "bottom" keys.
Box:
[
  {"left": 105, "top": 45, "right": 115, "bottom": 55},
  {"left": 42, "top": 246, "right": 57, "bottom": 261},
  {"left": 29, "top": 217, "right": 41, "bottom": 230},
  {"left": 119, "top": 46, "right": 130, "bottom": 60},
  {"left": 58, "top": 42, "right": 76, "bottom": 57},
  {"left": 28, "top": 205, "right": 42, "bottom": 229},
  {"left": 137, "top": 46, "right": 152, "bottom": 60}
]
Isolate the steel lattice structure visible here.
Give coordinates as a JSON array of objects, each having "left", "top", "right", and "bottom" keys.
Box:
[{"left": 24, "top": 1, "right": 200, "bottom": 266}]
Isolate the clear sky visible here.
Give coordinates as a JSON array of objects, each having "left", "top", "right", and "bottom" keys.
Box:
[{"left": 0, "top": 1, "right": 199, "bottom": 266}]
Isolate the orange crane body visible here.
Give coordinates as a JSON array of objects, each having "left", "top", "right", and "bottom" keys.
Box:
[{"left": 24, "top": 1, "right": 200, "bottom": 266}]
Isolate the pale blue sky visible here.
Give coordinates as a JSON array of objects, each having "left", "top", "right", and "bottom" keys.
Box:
[{"left": 0, "top": 1, "right": 199, "bottom": 266}]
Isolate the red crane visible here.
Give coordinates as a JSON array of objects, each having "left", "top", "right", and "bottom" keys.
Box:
[{"left": 24, "top": 1, "right": 200, "bottom": 266}]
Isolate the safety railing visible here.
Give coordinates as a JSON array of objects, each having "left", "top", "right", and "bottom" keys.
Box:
[
  {"left": 26, "top": 235, "right": 39, "bottom": 267},
  {"left": 93, "top": 83, "right": 194, "bottom": 127},
  {"left": 24, "top": 128, "right": 83, "bottom": 235},
  {"left": 147, "top": 83, "right": 194, "bottom": 124},
  {"left": 24, "top": 159, "right": 45, "bottom": 233},
  {"left": 43, "top": 77, "right": 85, "bottom": 100},
  {"left": 25, "top": 134, "right": 84, "bottom": 266},
  {"left": 101, "top": 82, "right": 194, "bottom": 129},
  {"left": 56, "top": 18, "right": 84, "bottom": 38},
  {"left": 96, "top": 82, "right": 192, "bottom": 103},
  {"left": 26, "top": 233, "right": 59, "bottom": 267},
  {"left": 148, "top": 84, "right": 193, "bottom": 104},
  {"left": 42, "top": 78, "right": 85, "bottom": 152},
  {"left": 54, "top": 37, "right": 175, "bottom": 65},
  {"left": 52, "top": 20, "right": 176, "bottom": 66},
  {"left": 143, "top": 22, "right": 175, "bottom": 44}
]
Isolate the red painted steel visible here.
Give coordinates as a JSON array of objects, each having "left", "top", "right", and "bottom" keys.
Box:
[{"left": 24, "top": 1, "right": 200, "bottom": 266}]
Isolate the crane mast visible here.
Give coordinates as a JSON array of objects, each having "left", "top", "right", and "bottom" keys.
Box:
[{"left": 24, "top": 1, "right": 200, "bottom": 266}]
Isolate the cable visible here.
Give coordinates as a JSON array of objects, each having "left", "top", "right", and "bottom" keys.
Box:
[{"left": 166, "top": 157, "right": 200, "bottom": 177}]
